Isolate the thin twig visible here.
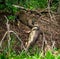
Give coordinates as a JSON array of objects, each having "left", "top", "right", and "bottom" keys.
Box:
[
  {"left": 9, "top": 30, "right": 26, "bottom": 51},
  {"left": 41, "top": 32, "right": 47, "bottom": 53},
  {"left": 0, "top": 31, "right": 8, "bottom": 47},
  {"left": 52, "top": 41, "right": 55, "bottom": 50},
  {"left": 4, "top": 16, "right": 26, "bottom": 51},
  {"left": 4, "top": 15, "right": 11, "bottom": 55}
]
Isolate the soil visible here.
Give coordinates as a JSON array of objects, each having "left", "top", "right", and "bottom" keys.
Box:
[{"left": 0, "top": 10, "right": 60, "bottom": 52}]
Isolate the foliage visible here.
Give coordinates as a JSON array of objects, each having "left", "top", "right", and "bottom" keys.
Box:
[
  {"left": 51, "top": 0, "right": 59, "bottom": 11},
  {"left": 23, "top": 0, "right": 47, "bottom": 9},
  {"left": 0, "top": 0, "right": 59, "bottom": 11},
  {"left": 0, "top": 50, "right": 60, "bottom": 59},
  {"left": 0, "top": 0, "right": 59, "bottom": 21}
]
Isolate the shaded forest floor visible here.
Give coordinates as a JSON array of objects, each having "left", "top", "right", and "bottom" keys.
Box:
[{"left": 0, "top": 10, "right": 60, "bottom": 53}]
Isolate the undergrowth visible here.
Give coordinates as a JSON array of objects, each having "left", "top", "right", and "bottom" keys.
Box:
[{"left": 0, "top": 50, "right": 60, "bottom": 59}]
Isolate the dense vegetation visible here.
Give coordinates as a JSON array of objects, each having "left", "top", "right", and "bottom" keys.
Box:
[
  {"left": 0, "top": 50, "right": 60, "bottom": 59},
  {"left": 0, "top": 0, "right": 59, "bottom": 12},
  {"left": 0, "top": 0, "right": 59, "bottom": 21},
  {"left": 0, "top": 0, "right": 60, "bottom": 59}
]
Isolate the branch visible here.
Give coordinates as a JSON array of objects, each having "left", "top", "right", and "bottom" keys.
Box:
[
  {"left": 4, "top": 15, "right": 11, "bottom": 55},
  {"left": 4, "top": 16, "right": 26, "bottom": 51},
  {"left": 9, "top": 30, "right": 26, "bottom": 51},
  {"left": 0, "top": 31, "right": 8, "bottom": 47},
  {"left": 12, "top": 4, "right": 48, "bottom": 16}
]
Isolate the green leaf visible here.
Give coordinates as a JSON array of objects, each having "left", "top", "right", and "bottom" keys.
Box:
[
  {"left": 45, "top": 51, "right": 55, "bottom": 59},
  {"left": 57, "top": 55, "right": 60, "bottom": 59}
]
